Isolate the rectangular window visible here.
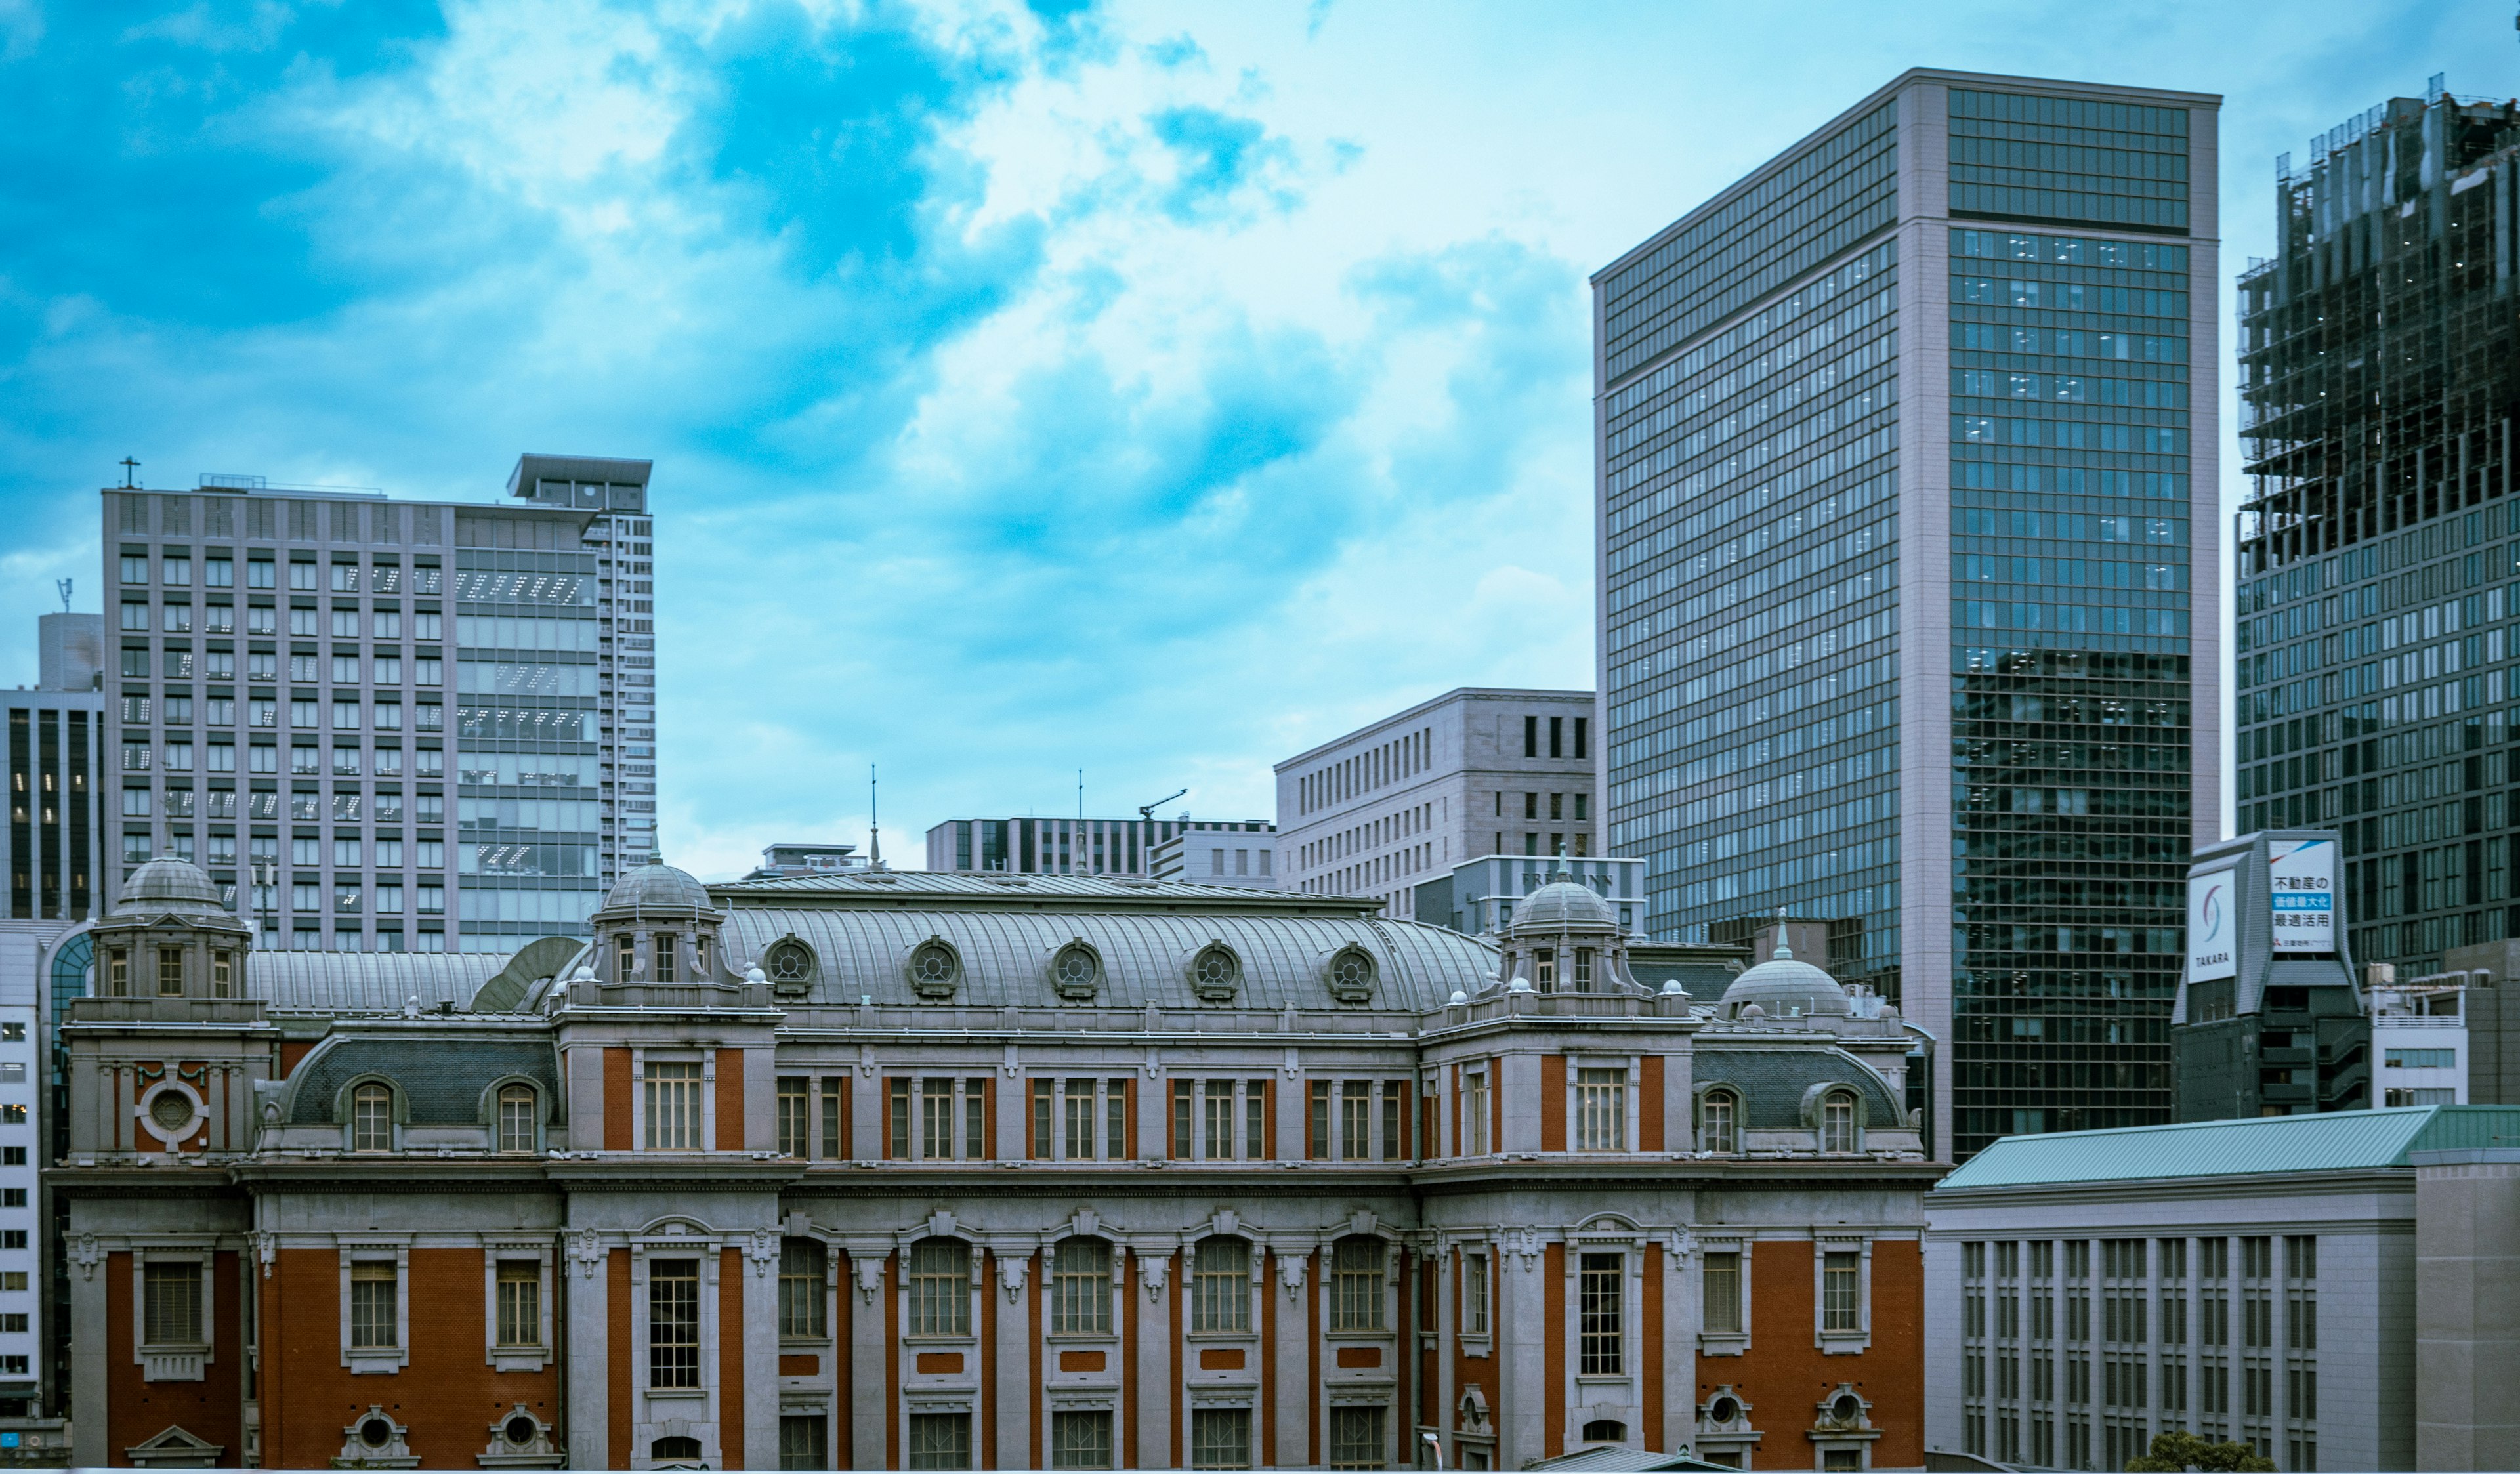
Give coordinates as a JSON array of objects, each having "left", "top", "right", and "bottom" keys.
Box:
[
  {"left": 1310, "top": 1080, "right": 1332, "bottom": 1158},
  {"left": 779, "top": 1415, "right": 828, "bottom": 1472},
  {"left": 1203, "top": 1080, "right": 1233, "bottom": 1159},
  {"left": 350, "top": 1261, "right": 398, "bottom": 1349},
  {"left": 1330, "top": 1238, "right": 1385, "bottom": 1330},
  {"left": 1246, "top": 1079, "right": 1268, "bottom": 1159},
  {"left": 776, "top": 1078, "right": 808, "bottom": 1156},
  {"left": 647, "top": 1259, "right": 701, "bottom": 1388},
  {"left": 1575, "top": 1066, "right": 1627, "bottom": 1151},
  {"left": 1190, "top": 1236, "right": 1250, "bottom": 1332},
  {"left": 1031, "top": 1079, "right": 1053, "bottom": 1158},
  {"left": 921, "top": 1078, "right": 952, "bottom": 1160},
  {"left": 1341, "top": 1080, "right": 1370, "bottom": 1159},
  {"left": 820, "top": 1077, "right": 844, "bottom": 1161},
  {"left": 495, "top": 1261, "right": 541, "bottom": 1348},
  {"left": 1107, "top": 1078, "right": 1128, "bottom": 1159},
  {"left": 1823, "top": 1252, "right": 1862, "bottom": 1333},
  {"left": 1578, "top": 1252, "right": 1624, "bottom": 1374},
  {"left": 1328, "top": 1405, "right": 1387, "bottom": 1471},
  {"left": 1171, "top": 1080, "right": 1194, "bottom": 1160},
  {"left": 1050, "top": 1237, "right": 1112, "bottom": 1334},
  {"left": 1704, "top": 1252, "right": 1742, "bottom": 1335},
  {"left": 1189, "top": 1407, "right": 1252, "bottom": 1470},
  {"left": 780, "top": 1239, "right": 827, "bottom": 1339},
  {"left": 1051, "top": 1410, "right": 1114, "bottom": 1471},
  {"left": 908, "top": 1413, "right": 971, "bottom": 1471},
  {"left": 907, "top": 1239, "right": 971, "bottom": 1337},
  {"left": 1463, "top": 1252, "right": 1490, "bottom": 1336},
  {"left": 644, "top": 1061, "right": 703, "bottom": 1150},
  {"left": 1064, "top": 1080, "right": 1095, "bottom": 1158},
  {"left": 143, "top": 1261, "right": 203, "bottom": 1345},
  {"left": 1462, "top": 1069, "right": 1491, "bottom": 1155}
]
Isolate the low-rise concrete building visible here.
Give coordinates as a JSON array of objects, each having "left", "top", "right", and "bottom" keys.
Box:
[{"left": 1925, "top": 1105, "right": 2520, "bottom": 1473}]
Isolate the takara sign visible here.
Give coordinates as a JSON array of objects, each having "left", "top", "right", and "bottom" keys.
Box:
[
  {"left": 2269, "top": 839, "right": 2336, "bottom": 954},
  {"left": 2186, "top": 866, "right": 2236, "bottom": 982}
]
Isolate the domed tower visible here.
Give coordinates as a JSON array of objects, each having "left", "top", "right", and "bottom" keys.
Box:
[
  {"left": 1717, "top": 940, "right": 1851, "bottom": 1021},
  {"left": 89, "top": 854, "right": 253, "bottom": 1002},
  {"left": 587, "top": 854, "right": 734, "bottom": 994},
  {"left": 1497, "top": 872, "right": 1636, "bottom": 993}
]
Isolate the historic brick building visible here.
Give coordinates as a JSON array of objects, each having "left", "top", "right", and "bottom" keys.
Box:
[{"left": 54, "top": 855, "right": 1936, "bottom": 1469}]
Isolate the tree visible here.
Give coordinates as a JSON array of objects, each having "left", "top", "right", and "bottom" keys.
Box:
[{"left": 2124, "top": 1430, "right": 2275, "bottom": 1472}]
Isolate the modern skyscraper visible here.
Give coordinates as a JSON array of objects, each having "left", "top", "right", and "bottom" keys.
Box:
[
  {"left": 1276, "top": 688, "right": 1597, "bottom": 919},
  {"left": 98, "top": 455, "right": 656, "bottom": 953},
  {"left": 1595, "top": 70, "right": 2221, "bottom": 1158},
  {"left": 922, "top": 815, "right": 1272, "bottom": 879},
  {"left": 2236, "top": 84, "right": 2520, "bottom": 984}
]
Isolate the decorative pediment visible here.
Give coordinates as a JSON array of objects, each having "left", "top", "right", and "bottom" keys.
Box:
[{"left": 126, "top": 1425, "right": 224, "bottom": 1469}]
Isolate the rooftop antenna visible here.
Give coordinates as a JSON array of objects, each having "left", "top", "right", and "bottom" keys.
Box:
[
  {"left": 55, "top": 579, "right": 71, "bottom": 614},
  {"left": 868, "top": 764, "right": 883, "bottom": 870},
  {"left": 118, "top": 457, "right": 140, "bottom": 489}
]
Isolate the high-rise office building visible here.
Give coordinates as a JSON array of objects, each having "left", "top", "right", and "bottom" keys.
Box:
[
  {"left": 98, "top": 455, "right": 657, "bottom": 952},
  {"left": 1277, "top": 688, "right": 1597, "bottom": 918},
  {"left": 1595, "top": 70, "right": 2221, "bottom": 1158},
  {"left": 2237, "top": 84, "right": 2520, "bottom": 984},
  {"left": 923, "top": 815, "right": 1272, "bottom": 879}
]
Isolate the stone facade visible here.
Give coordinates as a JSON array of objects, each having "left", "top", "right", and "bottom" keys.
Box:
[{"left": 54, "top": 858, "right": 1935, "bottom": 1470}]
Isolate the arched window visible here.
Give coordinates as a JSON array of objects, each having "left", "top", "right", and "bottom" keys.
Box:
[
  {"left": 1190, "top": 1236, "right": 1250, "bottom": 1333},
  {"left": 351, "top": 1083, "right": 393, "bottom": 1152},
  {"left": 497, "top": 1084, "right": 537, "bottom": 1154},
  {"left": 1821, "top": 1091, "right": 1858, "bottom": 1153},
  {"left": 1699, "top": 1090, "right": 1738, "bottom": 1154},
  {"left": 906, "top": 1238, "right": 970, "bottom": 1336},
  {"left": 1582, "top": 1419, "right": 1628, "bottom": 1443},
  {"left": 650, "top": 1435, "right": 703, "bottom": 1463},
  {"left": 1328, "top": 1236, "right": 1385, "bottom": 1331},
  {"left": 1051, "top": 1237, "right": 1112, "bottom": 1334}
]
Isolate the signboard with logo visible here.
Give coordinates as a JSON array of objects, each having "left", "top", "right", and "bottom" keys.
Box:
[
  {"left": 2186, "top": 866, "right": 2236, "bottom": 982},
  {"left": 2269, "top": 838, "right": 2337, "bottom": 954}
]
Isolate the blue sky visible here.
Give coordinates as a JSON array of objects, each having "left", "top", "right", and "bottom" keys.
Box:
[{"left": 0, "top": 0, "right": 2495, "bottom": 878}]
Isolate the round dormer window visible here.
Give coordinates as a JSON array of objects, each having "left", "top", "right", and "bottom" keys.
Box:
[
  {"left": 1051, "top": 942, "right": 1100, "bottom": 1001},
  {"left": 1323, "top": 945, "right": 1375, "bottom": 1003},
  {"left": 908, "top": 938, "right": 961, "bottom": 998},
  {"left": 1188, "top": 944, "right": 1240, "bottom": 1002},
  {"left": 765, "top": 940, "right": 814, "bottom": 985}
]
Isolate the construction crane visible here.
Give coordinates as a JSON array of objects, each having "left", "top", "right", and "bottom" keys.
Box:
[{"left": 1137, "top": 789, "right": 1188, "bottom": 826}]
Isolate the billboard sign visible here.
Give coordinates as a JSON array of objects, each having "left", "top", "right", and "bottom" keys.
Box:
[
  {"left": 2186, "top": 866, "right": 2236, "bottom": 982},
  {"left": 2269, "top": 838, "right": 2337, "bottom": 954}
]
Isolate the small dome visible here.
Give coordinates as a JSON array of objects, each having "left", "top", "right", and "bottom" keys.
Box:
[
  {"left": 602, "top": 857, "right": 713, "bottom": 913},
  {"left": 1719, "top": 943, "right": 1849, "bottom": 1019},
  {"left": 114, "top": 855, "right": 226, "bottom": 914},
  {"left": 1512, "top": 879, "right": 1616, "bottom": 931}
]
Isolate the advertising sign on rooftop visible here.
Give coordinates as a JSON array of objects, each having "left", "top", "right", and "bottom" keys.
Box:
[
  {"left": 2269, "top": 838, "right": 2336, "bottom": 955},
  {"left": 2186, "top": 866, "right": 2236, "bottom": 982}
]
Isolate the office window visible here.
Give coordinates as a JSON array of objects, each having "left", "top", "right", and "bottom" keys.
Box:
[
  {"left": 647, "top": 1259, "right": 701, "bottom": 1388},
  {"left": 780, "top": 1240, "right": 827, "bottom": 1339},
  {"left": 350, "top": 1261, "right": 398, "bottom": 1349},
  {"left": 1823, "top": 1252, "right": 1863, "bottom": 1332},
  {"left": 907, "top": 1238, "right": 971, "bottom": 1336},
  {"left": 644, "top": 1061, "right": 703, "bottom": 1150},
  {"left": 1704, "top": 1252, "right": 1743, "bottom": 1334},
  {"left": 1329, "top": 1236, "right": 1385, "bottom": 1330},
  {"left": 1190, "top": 1236, "right": 1250, "bottom": 1332},
  {"left": 1051, "top": 1237, "right": 1112, "bottom": 1334},
  {"left": 143, "top": 1261, "right": 203, "bottom": 1345},
  {"left": 496, "top": 1261, "right": 541, "bottom": 1348},
  {"left": 497, "top": 1084, "right": 536, "bottom": 1153},
  {"left": 1576, "top": 1067, "right": 1627, "bottom": 1151},
  {"left": 1578, "top": 1252, "right": 1624, "bottom": 1374}
]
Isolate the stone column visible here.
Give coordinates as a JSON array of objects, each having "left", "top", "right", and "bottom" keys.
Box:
[
  {"left": 994, "top": 1248, "right": 1032, "bottom": 1471},
  {"left": 1273, "top": 1247, "right": 1310, "bottom": 1465},
  {"left": 1499, "top": 1235, "right": 1549, "bottom": 1468},
  {"left": 849, "top": 1248, "right": 889, "bottom": 1471},
  {"left": 1135, "top": 1244, "right": 1174, "bottom": 1467},
  {"left": 562, "top": 1232, "right": 608, "bottom": 1470}
]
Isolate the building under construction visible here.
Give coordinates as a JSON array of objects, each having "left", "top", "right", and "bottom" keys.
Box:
[{"left": 2237, "top": 79, "right": 2520, "bottom": 980}]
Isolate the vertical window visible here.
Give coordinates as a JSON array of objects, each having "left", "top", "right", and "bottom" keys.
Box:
[
  {"left": 1700, "top": 1091, "right": 1737, "bottom": 1153},
  {"left": 778, "top": 1078, "right": 808, "bottom": 1156},
  {"left": 350, "top": 1261, "right": 398, "bottom": 1349},
  {"left": 352, "top": 1083, "right": 393, "bottom": 1152},
  {"left": 143, "top": 1261, "right": 203, "bottom": 1344},
  {"left": 1328, "top": 1404, "right": 1387, "bottom": 1471},
  {"left": 1190, "top": 1236, "right": 1250, "bottom": 1333},
  {"left": 921, "top": 1079, "right": 952, "bottom": 1159},
  {"left": 497, "top": 1084, "right": 537, "bottom": 1154},
  {"left": 907, "top": 1238, "right": 971, "bottom": 1336},
  {"left": 1330, "top": 1237, "right": 1385, "bottom": 1330},
  {"left": 1578, "top": 1253, "right": 1623, "bottom": 1374},
  {"left": 1535, "top": 948, "right": 1556, "bottom": 989},
  {"left": 821, "top": 1077, "right": 844, "bottom": 1160},
  {"left": 644, "top": 1061, "right": 703, "bottom": 1150},
  {"left": 1051, "top": 1410, "right": 1114, "bottom": 1471},
  {"left": 1190, "top": 1408, "right": 1252, "bottom": 1470},
  {"left": 1341, "top": 1080, "right": 1370, "bottom": 1158},
  {"left": 108, "top": 950, "right": 129, "bottom": 996},
  {"left": 779, "top": 1415, "right": 829, "bottom": 1472},
  {"left": 1381, "top": 1081, "right": 1402, "bottom": 1160},
  {"left": 496, "top": 1261, "right": 541, "bottom": 1347},
  {"left": 1065, "top": 1080, "right": 1095, "bottom": 1158},
  {"left": 965, "top": 1076, "right": 986, "bottom": 1158},
  {"left": 652, "top": 933, "right": 677, "bottom": 984},
  {"left": 648, "top": 1259, "right": 701, "bottom": 1388},
  {"left": 1051, "top": 1238, "right": 1113, "bottom": 1334},
  {"left": 1032, "top": 1079, "right": 1054, "bottom": 1158},
  {"left": 1703, "top": 1252, "right": 1742, "bottom": 1335},
  {"left": 1171, "top": 1080, "right": 1194, "bottom": 1159},
  {"left": 156, "top": 946, "right": 184, "bottom": 996},
  {"left": 1462, "top": 1070, "right": 1490, "bottom": 1155},
  {"left": 1204, "top": 1081, "right": 1233, "bottom": 1159},
  {"left": 889, "top": 1079, "right": 912, "bottom": 1159},
  {"left": 1573, "top": 948, "right": 1594, "bottom": 990},
  {"left": 1821, "top": 1092, "right": 1858, "bottom": 1152},
  {"left": 780, "top": 1240, "right": 828, "bottom": 1338},
  {"left": 1106, "top": 1078, "right": 1128, "bottom": 1159},
  {"left": 1309, "top": 1080, "right": 1332, "bottom": 1158},
  {"left": 1245, "top": 1079, "right": 1268, "bottom": 1159},
  {"left": 1463, "top": 1252, "right": 1490, "bottom": 1336},
  {"left": 1576, "top": 1067, "right": 1627, "bottom": 1151},
  {"left": 615, "top": 934, "right": 635, "bottom": 980},
  {"left": 1823, "top": 1252, "right": 1863, "bottom": 1333},
  {"left": 908, "top": 1413, "right": 971, "bottom": 1471}
]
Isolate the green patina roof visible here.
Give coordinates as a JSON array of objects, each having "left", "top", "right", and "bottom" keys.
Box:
[{"left": 1935, "top": 1105, "right": 2520, "bottom": 1192}]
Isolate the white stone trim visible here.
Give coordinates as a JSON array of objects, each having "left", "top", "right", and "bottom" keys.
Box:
[
  {"left": 483, "top": 1240, "right": 556, "bottom": 1371},
  {"left": 337, "top": 1238, "right": 412, "bottom": 1374}
]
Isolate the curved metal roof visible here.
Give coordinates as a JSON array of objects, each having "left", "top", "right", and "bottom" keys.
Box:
[
  {"left": 717, "top": 901, "right": 1496, "bottom": 1013},
  {"left": 248, "top": 950, "right": 518, "bottom": 1013}
]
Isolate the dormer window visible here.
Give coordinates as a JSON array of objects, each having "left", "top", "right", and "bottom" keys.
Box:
[
  {"left": 157, "top": 946, "right": 184, "bottom": 996},
  {"left": 653, "top": 934, "right": 677, "bottom": 984},
  {"left": 1700, "top": 1090, "right": 1738, "bottom": 1154},
  {"left": 497, "top": 1085, "right": 537, "bottom": 1154},
  {"left": 352, "top": 1084, "right": 393, "bottom": 1152},
  {"left": 1821, "top": 1091, "right": 1857, "bottom": 1153}
]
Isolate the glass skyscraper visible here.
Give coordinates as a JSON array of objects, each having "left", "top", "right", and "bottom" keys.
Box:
[
  {"left": 1595, "top": 70, "right": 2221, "bottom": 1158},
  {"left": 2238, "top": 85, "right": 2520, "bottom": 982}
]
